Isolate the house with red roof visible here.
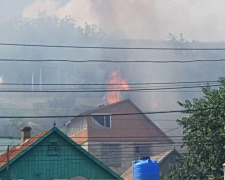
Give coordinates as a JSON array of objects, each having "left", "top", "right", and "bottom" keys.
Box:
[
  {"left": 0, "top": 126, "right": 121, "bottom": 180},
  {"left": 66, "top": 99, "right": 173, "bottom": 175}
]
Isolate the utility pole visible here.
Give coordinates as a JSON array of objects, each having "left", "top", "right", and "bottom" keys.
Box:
[
  {"left": 7, "top": 145, "right": 10, "bottom": 180},
  {"left": 223, "top": 163, "right": 225, "bottom": 180}
]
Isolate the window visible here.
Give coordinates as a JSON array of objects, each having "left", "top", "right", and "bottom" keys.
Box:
[
  {"left": 92, "top": 115, "right": 111, "bottom": 128},
  {"left": 134, "top": 146, "right": 150, "bottom": 159},
  {"left": 48, "top": 141, "right": 59, "bottom": 156},
  {"left": 101, "top": 144, "right": 121, "bottom": 167}
]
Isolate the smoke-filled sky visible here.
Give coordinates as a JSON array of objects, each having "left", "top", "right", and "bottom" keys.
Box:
[
  {"left": 1, "top": 0, "right": 225, "bottom": 137},
  {"left": 1, "top": 0, "right": 225, "bottom": 41}
]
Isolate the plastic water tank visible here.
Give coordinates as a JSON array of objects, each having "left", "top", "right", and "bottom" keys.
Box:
[{"left": 133, "top": 158, "right": 159, "bottom": 180}]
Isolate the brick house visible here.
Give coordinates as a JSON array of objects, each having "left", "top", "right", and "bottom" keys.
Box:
[
  {"left": 0, "top": 126, "right": 121, "bottom": 180},
  {"left": 66, "top": 99, "right": 173, "bottom": 175}
]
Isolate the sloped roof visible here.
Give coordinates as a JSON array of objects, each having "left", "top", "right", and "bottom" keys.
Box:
[
  {"left": 121, "top": 149, "right": 180, "bottom": 180},
  {"left": 150, "top": 149, "right": 178, "bottom": 163},
  {"left": 0, "top": 128, "right": 50, "bottom": 168},
  {"left": 0, "top": 127, "right": 121, "bottom": 179},
  {"left": 68, "top": 99, "right": 172, "bottom": 143},
  {"left": 65, "top": 99, "right": 131, "bottom": 126}
]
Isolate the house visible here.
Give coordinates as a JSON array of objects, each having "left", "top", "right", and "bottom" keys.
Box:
[
  {"left": 0, "top": 125, "right": 121, "bottom": 180},
  {"left": 121, "top": 148, "right": 181, "bottom": 180},
  {"left": 66, "top": 99, "right": 173, "bottom": 175}
]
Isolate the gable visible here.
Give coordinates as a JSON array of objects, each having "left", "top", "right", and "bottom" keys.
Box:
[
  {"left": 70, "top": 99, "right": 172, "bottom": 143},
  {"left": 0, "top": 128, "right": 50, "bottom": 169},
  {"left": 0, "top": 128, "right": 121, "bottom": 180}
]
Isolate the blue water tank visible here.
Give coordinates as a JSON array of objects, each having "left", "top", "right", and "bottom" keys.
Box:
[{"left": 133, "top": 158, "right": 159, "bottom": 180}]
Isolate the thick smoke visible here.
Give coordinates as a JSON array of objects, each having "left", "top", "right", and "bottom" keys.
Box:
[
  {"left": 21, "top": 0, "right": 225, "bottom": 41},
  {"left": 0, "top": 10, "right": 225, "bottom": 138}
]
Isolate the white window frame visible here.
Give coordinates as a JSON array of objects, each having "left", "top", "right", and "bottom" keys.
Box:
[{"left": 92, "top": 114, "right": 111, "bottom": 129}]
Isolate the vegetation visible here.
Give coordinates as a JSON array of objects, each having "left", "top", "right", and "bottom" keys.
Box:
[{"left": 169, "top": 78, "right": 225, "bottom": 179}]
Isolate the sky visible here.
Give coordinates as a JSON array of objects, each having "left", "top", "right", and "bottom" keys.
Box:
[
  {"left": 1, "top": 0, "right": 224, "bottom": 136},
  {"left": 1, "top": 0, "right": 225, "bottom": 42}
]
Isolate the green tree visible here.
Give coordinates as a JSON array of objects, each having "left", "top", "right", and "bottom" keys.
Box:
[{"left": 169, "top": 78, "right": 225, "bottom": 179}]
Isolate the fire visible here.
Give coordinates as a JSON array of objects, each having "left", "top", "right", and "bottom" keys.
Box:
[{"left": 106, "top": 71, "right": 129, "bottom": 104}]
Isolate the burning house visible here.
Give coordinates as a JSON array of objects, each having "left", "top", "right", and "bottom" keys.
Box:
[{"left": 66, "top": 99, "right": 173, "bottom": 175}]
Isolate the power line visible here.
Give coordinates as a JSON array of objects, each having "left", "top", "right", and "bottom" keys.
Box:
[
  {"left": 0, "top": 80, "right": 219, "bottom": 86},
  {"left": 0, "top": 136, "right": 184, "bottom": 140},
  {"left": 0, "top": 106, "right": 223, "bottom": 118},
  {"left": 1, "top": 58, "right": 225, "bottom": 63},
  {"left": 0, "top": 136, "right": 223, "bottom": 147},
  {"left": 0, "top": 153, "right": 185, "bottom": 164},
  {"left": 1, "top": 42, "right": 225, "bottom": 51},
  {"left": 0, "top": 139, "right": 221, "bottom": 147},
  {"left": 0, "top": 84, "right": 221, "bottom": 93},
  {"left": 0, "top": 124, "right": 178, "bottom": 130}
]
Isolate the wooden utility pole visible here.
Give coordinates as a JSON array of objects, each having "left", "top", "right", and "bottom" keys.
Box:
[{"left": 7, "top": 145, "right": 10, "bottom": 180}]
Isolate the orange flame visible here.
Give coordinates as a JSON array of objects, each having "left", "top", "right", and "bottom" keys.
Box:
[{"left": 106, "top": 71, "right": 129, "bottom": 104}]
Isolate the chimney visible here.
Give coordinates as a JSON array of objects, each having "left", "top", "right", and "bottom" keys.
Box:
[{"left": 21, "top": 127, "right": 31, "bottom": 143}]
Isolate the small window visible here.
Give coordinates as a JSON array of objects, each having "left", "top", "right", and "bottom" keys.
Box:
[
  {"left": 48, "top": 141, "right": 59, "bottom": 156},
  {"left": 134, "top": 146, "right": 150, "bottom": 159},
  {"left": 92, "top": 115, "right": 111, "bottom": 128}
]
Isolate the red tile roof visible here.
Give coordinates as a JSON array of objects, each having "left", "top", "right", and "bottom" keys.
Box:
[{"left": 0, "top": 128, "right": 50, "bottom": 168}]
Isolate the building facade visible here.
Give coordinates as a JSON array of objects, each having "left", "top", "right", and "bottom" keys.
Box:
[
  {"left": 0, "top": 126, "right": 121, "bottom": 180},
  {"left": 66, "top": 99, "right": 173, "bottom": 175}
]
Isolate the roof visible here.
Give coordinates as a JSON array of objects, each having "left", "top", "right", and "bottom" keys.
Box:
[
  {"left": 68, "top": 99, "right": 173, "bottom": 144},
  {"left": 150, "top": 149, "right": 180, "bottom": 163},
  {"left": 0, "top": 128, "right": 50, "bottom": 168},
  {"left": 0, "top": 127, "right": 121, "bottom": 179},
  {"left": 121, "top": 149, "right": 180, "bottom": 180},
  {"left": 65, "top": 99, "right": 131, "bottom": 126}
]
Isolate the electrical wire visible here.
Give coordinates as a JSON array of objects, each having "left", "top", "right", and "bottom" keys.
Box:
[
  {"left": 1, "top": 42, "right": 225, "bottom": 51},
  {"left": 0, "top": 80, "right": 220, "bottom": 86},
  {"left": 0, "top": 106, "right": 223, "bottom": 118},
  {"left": 0, "top": 84, "right": 221, "bottom": 93},
  {"left": 0, "top": 58, "right": 225, "bottom": 63}
]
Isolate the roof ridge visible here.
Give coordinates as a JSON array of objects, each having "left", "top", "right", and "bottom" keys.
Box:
[
  {"left": 80, "top": 99, "right": 131, "bottom": 115},
  {"left": 66, "top": 99, "right": 132, "bottom": 126},
  {"left": 0, "top": 127, "right": 122, "bottom": 179}
]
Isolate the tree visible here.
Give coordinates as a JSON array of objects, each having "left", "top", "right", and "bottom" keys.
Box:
[
  {"left": 169, "top": 78, "right": 225, "bottom": 179},
  {"left": 0, "top": 13, "right": 105, "bottom": 84}
]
